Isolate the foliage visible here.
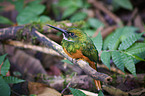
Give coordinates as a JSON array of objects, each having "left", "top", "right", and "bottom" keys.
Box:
[
  {"left": 0, "top": 0, "right": 50, "bottom": 25},
  {"left": 91, "top": 32, "right": 103, "bottom": 52},
  {"left": 112, "top": 0, "right": 133, "bottom": 11},
  {"left": 99, "top": 27, "right": 145, "bottom": 76},
  {"left": 69, "top": 87, "right": 86, "bottom": 96},
  {"left": 0, "top": 54, "right": 25, "bottom": 96},
  {"left": 0, "top": 16, "right": 13, "bottom": 25},
  {"left": 52, "top": 0, "right": 89, "bottom": 22},
  {"left": 61, "top": 59, "right": 73, "bottom": 65},
  {"left": 98, "top": 90, "right": 104, "bottom": 96}
]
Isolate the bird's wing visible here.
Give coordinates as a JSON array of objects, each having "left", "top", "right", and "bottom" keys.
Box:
[{"left": 82, "top": 41, "right": 99, "bottom": 63}]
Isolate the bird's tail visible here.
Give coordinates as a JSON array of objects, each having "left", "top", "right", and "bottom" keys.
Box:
[
  {"left": 94, "top": 80, "right": 102, "bottom": 90},
  {"left": 88, "top": 61, "right": 102, "bottom": 90}
]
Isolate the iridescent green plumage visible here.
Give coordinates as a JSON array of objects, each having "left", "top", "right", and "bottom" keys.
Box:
[{"left": 61, "top": 28, "right": 99, "bottom": 63}]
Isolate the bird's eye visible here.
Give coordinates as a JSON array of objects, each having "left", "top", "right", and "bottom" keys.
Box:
[{"left": 69, "top": 33, "right": 75, "bottom": 37}]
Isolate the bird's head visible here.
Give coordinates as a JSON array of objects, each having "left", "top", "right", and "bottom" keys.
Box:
[{"left": 46, "top": 24, "right": 87, "bottom": 42}]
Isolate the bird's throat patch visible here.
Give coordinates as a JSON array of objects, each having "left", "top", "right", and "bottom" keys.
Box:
[{"left": 63, "top": 33, "right": 74, "bottom": 42}]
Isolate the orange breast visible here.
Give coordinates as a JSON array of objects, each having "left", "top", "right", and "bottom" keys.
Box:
[{"left": 63, "top": 47, "right": 96, "bottom": 69}]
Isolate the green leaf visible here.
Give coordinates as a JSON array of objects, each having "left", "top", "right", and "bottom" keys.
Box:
[
  {"left": 3, "top": 76, "right": 25, "bottom": 84},
  {"left": 69, "top": 87, "right": 86, "bottom": 96},
  {"left": 98, "top": 90, "right": 104, "bottom": 96},
  {"left": 112, "top": 51, "right": 124, "bottom": 72},
  {"left": 39, "top": 15, "right": 51, "bottom": 22},
  {"left": 0, "top": 76, "right": 10, "bottom": 96},
  {"left": 0, "top": 54, "right": 7, "bottom": 65},
  {"left": 23, "top": 4, "right": 45, "bottom": 15},
  {"left": 28, "top": 0, "right": 42, "bottom": 5},
  {"left": 126, "top": 43, "right": 145, "bottom": 63},
  {"left": 17, "top": 13, "right": 38, "bottom": 25},
  {"left": 16, "top": 4, "right": 45, "bottom": 25},
  {"left": 1, "top": 59, "right": 10, "bottom": 76},
  {"left": 61, "top": 59, "right": 73, "bottom": 65},
  {"left": 113, "top": 0, "right": 133, "bottom": 10},
  {"left": 91, "top": 32, "right": 103, "bottom": 52},
  {"left": 75, "top": 0, "right": 83, "bottom": 8},
  {"left": 58, "top": 0, "right": 74, "bottom": 7},
  {"left": 12, "top": 0, "right": 24, "bottom": 13},
  {"left": 119, "top": 33, "right": 142, "bottom": 50},
  {"left": 126, "top": 43, "right": 145, "bottom": 54},
  {"left": 120, "top": 26, "right": 138, "bottom": 41},
  {"left": 88, "top": 18, "right": 104, "bottom": 29},
  {"left": 101, "top": 51, "right": 110, "bottom": 69},
  {"left": 62, "top": 6, "right": 78, "bottom": 19},
  {"left": 103, "top": 32, "right": 114, "bottom": 50},
  {"left": 70, "top": 12, "right": 87, "bottom": 22},
  {"left": 108, "top": 29, "right": 122, "bottom": 50},
  {"left": 108, "top": 26, "right": 138, "bottom": 50},
  {"left": 84, "top": 29, "right": 95, "bottom": 37},
  {"left": 125, "top": 52, "right": 145, "bottom": 61},
  {"left": 121, "top": 53, "right": 136, "bottom": 76},
  {"left": 0, "top": 16, "right": 13, "bottom": 25}
]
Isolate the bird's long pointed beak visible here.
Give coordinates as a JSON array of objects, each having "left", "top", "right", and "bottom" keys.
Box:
[{"left": 46, "top": 24, "right": 68, "bottom": 34}]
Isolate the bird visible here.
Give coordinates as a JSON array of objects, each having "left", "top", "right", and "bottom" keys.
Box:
[{"left": 46, "top": 24, "right": 101, "bottom": 90}]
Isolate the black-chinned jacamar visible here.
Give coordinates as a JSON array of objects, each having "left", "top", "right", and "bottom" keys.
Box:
[{"left": 46, "top": 24, "right": 101, "bottom": 90}]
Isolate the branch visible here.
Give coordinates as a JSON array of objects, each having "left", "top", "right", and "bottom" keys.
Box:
[
  {"left": 87, "top": 0, "right": 123, "bottom": 27},
  {"left": 4, "top": 40, "right": 61, "bottom": 57},
  {"left": 0, "top": 26, "right": 112, "bottom": 83}
]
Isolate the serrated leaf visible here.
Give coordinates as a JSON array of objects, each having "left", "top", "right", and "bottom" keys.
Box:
[
  {"left": 120, "top": 26, "right": 138, "bottom": 41},
  {"left": 126, "top": 43, "right": 145, "bottom": 54},
  {"left": 1, "top": 59, "right": 10, "bottom": 76},
  {"left": 62, "top": 6, "right": 78, "bottom": 19},
  {"left": 84, "top": 29, "right": 95, "bottom": 37},
  {"left": 70, "top": 12, "right": 87, "bottom": 22},
  {"left": 108, "top": 27, "right": 138, "bottom": 50},
  {"left": 101, "top": 51, "right": 110, "bottom": 69},
  {"left": 112, "top": 51, "right": 124, "bottom": 72},
  {"left": 103, "top": 32, "right": 114, "bottom": 50},
  {"left": 113, "top": 0, "right": 133, "bottom": 10},
  {"left": 108, "top": 29, "right": 122, "bottom": 50},
  {"left": 0, "top": 54, "right": 7, "bottom": 65},
  {"left": 88, "top": 18, "right": 104, "bottom": 29},
  {"left": 0, "top": 76, "right": 10, "bottom": 96},
  {"left": 61, "top": 59, "right": 73, "bottom": 65},
  {"left": 0, "top": 16, "right": 13, "bottom": 25},
  {"left": 98, "top": 90, "right": 104, "bottom": 96},
  {"left": 125, "top": 53, "right": 145, "bottom": 61},
  {"left": 126, "top": 43, "right": 145, "bottom": 63},
  {"left": 119, "top": 33, "right": 142, "bottom": 50},
  {"left": 121, "top": 53, "right": 136, "bottom": 76},
  {"left": 3, "top": 76, "right": 25, "bottom": 84},
  {"left": 91, "top": 32, "right": 103, "bottom": 52},
  {"left": 69, "top": 87, "right": 86, "bottom": 96}
]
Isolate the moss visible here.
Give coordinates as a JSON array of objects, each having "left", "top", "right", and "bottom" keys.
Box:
[
  {"left": 31, "top": 36, "right": 37, "bottom": 44},
  {"left": 111, "top": 74, "right": 117, "bottom": 85},
  {"left": 16, "top": 28, "right": 25, "bottom": 40}
]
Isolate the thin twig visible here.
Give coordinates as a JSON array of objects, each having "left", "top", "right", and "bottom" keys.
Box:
[
  {"left": 87, "top": 0, "right": 123, "bottom": 27},
  {"left": 127, "top": 8, "right": 138, "bottom": 26},
  {"left": 95, "top": 9, "right": 109, "bottom": 27}
]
